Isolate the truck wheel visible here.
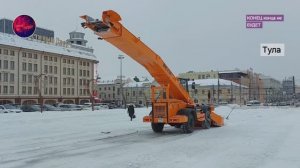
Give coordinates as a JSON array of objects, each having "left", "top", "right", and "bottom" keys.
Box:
[
  {"left": 182, "top": 113, "right": 194, "bottom": 133},
  {"left": 151, "top": 123, "right": 164, "bottom": 133},
  {"left": 202, "top": 111, "right": 211, "bottom": 129}
]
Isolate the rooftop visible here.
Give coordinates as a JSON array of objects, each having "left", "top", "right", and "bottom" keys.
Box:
[
  {"left": 219, "top": 70, "right": 247, "bottom": 74},
  {"left": 188, "top": 79, "right": 247, "bottom": 88},
  {"left": 0, "top": 33, "right": 98, "bottom": 61},
  {"left": 123, "top": 81, "right": 152, "bottom": 87}
]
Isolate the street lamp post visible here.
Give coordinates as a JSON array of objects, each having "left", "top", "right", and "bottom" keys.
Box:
[
  {"left": 89, "top": 76, "right": 101, "bottom": 111},
  {"left": 35, "top": 73, "right": 46, "bottom": 113},
  {"left": 118, "top": 54, "right": 125, "bottom": 107}
]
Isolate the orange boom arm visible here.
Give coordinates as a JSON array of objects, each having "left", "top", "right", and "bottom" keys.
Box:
[{"left": 80, "top": 10, "right": 193, "bottom": 105}]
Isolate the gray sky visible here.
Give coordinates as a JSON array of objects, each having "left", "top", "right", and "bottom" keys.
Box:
[{"left": 1, "top": 0, "right": 299, "bottom": 83}]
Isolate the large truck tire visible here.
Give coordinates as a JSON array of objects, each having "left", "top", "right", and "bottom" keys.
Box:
[
  {"left": 202, "top": 106, "right": 211, "bottom": 129},
  {"left": 182, "top": 113, "right": 195, "bottom": 133},
  {"left": 151, "top": 123, "right": 164, "bottom": 133}
]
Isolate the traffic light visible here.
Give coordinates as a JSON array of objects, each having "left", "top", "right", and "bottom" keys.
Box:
[{"left": 192, "top": 82, "right": 195, "bottom": 90}]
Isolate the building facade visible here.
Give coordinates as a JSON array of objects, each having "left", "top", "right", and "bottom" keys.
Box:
[
  {"left": 97, "top": 77, "right": 152, "bottom": 107},
  {"left": 188, "top": 79, "right": 248, "bottom": 105},
  {"left": 219, "top": 69, "right": 265, "bottom": 103},
  {"left": 260, "top": 75, "right": 282, "bottom": 103},
  {"left": 282, "top": 77, "right": 296, "bottom": 102},
  {"left": 0, "top": 31, "right": 98, "bottom": 105},
  {"left": 178, "top": 70, "right": 218, "bottom": 80}
]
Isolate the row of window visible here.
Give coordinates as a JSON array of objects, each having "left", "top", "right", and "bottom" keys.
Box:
[
  {"left": 79, "top": 89, "right": 90, "bottom": 96},
  {"left": 21, "top": 75, "right": 59, "bottom": 85},
  {"left": 63, "top": 88, "right": 75, "bottom": 95},
  {"left": 79, "top": 69, "right": 90, "bottom": 77},
  {"left": 1, "top": 49, "right": 93, "bottom": 66},
  {"left": 79, "top": 79, "right": 94, "bottom": 86},
  {"left": 14, "top": 86, "right": 90, "bottom": 96},
  {"left": 22, "top": 62, "right": 39, "bottom": 72},
  {"left": 63, "top": 78, "right": 75, "bottom": 86},
  {"left": 79, "top": 61, "right": 90, "bottom": 66},
  {"left": 62, "top": 68, "right": 90, "bottom": 77},
  {"left": 197, "top": 74, "right": 217, "bottom": 79},
  {"left": 63, "top": 68, "right": 75, "bottom": 76},
  {"left": 1, "top": 59, "right": 91, "bottom": 76},
  {"left": 22, "top": 52, "right": 38, "bottom": 59},
  {"left": 44, "top": 55, "right": 58, "bottom": 62},
  {"left": 100, "top": 93, "right": 115, "bottom": 99},
  {"left": 99, "top": 86, "right": 116, "bottom": 91},
  {"left": 44, "top": 65, "right": 58, "bottom": 74},
  {"left": 62, "top": 59, "right": 91, "bottom": 66},
  {"left": 191, "top": 89, "right": 232, "bottom": 95},
  {"left": 63, "top": 59, "right": 75, "bottom": 64},
  {"left": 0, "top": 49, "right": 15, "bottom": 56},
  {"left": 0, "top": 60, "right": 15, "bottom": 70},
  {"left": 0, "top": 85, "right": 14, "bottom": 94},
  {"left": 0, "top": 73, "right": 14, "bottom": 82},
  {"left": 21, "top": 86, "right": 58, "bottom": 95}
]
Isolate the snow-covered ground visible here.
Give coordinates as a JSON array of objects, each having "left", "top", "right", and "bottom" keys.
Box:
[{"left": 0, "top": 106, "right": 300, "bottom": 168}]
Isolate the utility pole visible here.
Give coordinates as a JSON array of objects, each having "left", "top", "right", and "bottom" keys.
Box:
[
  {"left": 36, "top": 73, "right": 45, "bottom": 113},
  {"left": 118, "top": 54, "right": 124, "bottom": 107},
  {"left": 230, "top": 82, "right": 233, "bottom": 103},
  {"left": 293, "top": 76, "right": 296, "bottom": 104},
  {"left": 239, "top": 81, "right": 242, "bottom": 106},
  {"left": 293, "top": 76, "right": 296, "bottom": 95},
  {"left": 89, "top": 77, "right": 100, "bottom": 111},
  {"left": 212, "top": 84, "right": 215, "bottom": 103},
  {"left": 217, "top": 74, "right": 220, "bottom": 104}
]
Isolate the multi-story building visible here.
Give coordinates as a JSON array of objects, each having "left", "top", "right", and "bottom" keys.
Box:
[
  {"left": 260, "top": 75, "right": 282, "bottom": 103},
  {"left": 97, "top": 79, "right": 121, "bottom": 105},
  {"left": 123, "top": 80, "right": 152, "bottom": 106},
  {"left": 219, "top": 69, "right": 265, "bottom": 103},
  {"left": 178, "top": 70, "right": 218, "bottom": 80},
  {"left": 282, "top": 77, "right": 296, "bottom": 102},
  {"left": 296, "top": 85, "right": 300, "bottom": 100},
  {"left": 188, "top": 79, "right": 248, "bottom": 105},
  {"left": 97, "top": 77, "right": 152, "bottom": 106},
  {"left": 0, "top": 30, "right": 99, "bottom": 105}
]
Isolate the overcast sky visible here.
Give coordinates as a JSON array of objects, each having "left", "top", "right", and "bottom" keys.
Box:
[{"left": 1, "top": 0, "right": 299, "bottom": 83}]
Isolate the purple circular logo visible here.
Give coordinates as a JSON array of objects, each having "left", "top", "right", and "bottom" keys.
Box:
[{"left": 13, "top": 15, "right": 36, "bottom": 38}]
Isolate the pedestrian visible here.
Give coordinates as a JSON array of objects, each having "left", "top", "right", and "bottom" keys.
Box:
[{"left": 127, "top": 104, "right": 135, "bottom": 121}]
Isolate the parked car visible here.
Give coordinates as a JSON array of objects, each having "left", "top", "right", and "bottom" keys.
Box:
[
  {"left": 0, "top": 104, "right": 22, "bottom": 113},
  {"left": 246, "top": 100, "right": 260, "bottom": 106},
  {"left": 58, "top": 104, "right": 82, "bottom": 111},
  {"left": 21, "top": 105, "right": 41, "bottom": 112},
  {"left": 9, "top": 104, "right": 22, "bottom": 109},
  {"left": 108, "top": 103, "right": 118, "bottom": 109},
  {"left": 43, "top": 104, "right": 61, "bottom": 111},
  {"left": 278, "top": 102, "right": 288, "bottom": 106},
  {"left": 94, "top": 103, "right": 109, "bottom": 110}
]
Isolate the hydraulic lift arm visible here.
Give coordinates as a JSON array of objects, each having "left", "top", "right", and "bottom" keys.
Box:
[{"left": 80, "top": 10, "right": 193, "bottom": 105}]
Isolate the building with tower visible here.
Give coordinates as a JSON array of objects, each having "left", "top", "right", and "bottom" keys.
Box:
[{"left": 0, "top": 21, "right": 99, "bottom": 105}]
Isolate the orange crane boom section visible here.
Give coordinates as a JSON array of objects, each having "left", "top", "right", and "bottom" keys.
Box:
[{"left": 80, "top": 10, "right": 193, "bottom": 105}]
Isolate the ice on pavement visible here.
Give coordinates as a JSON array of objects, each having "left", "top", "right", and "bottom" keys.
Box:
[{"left": 0, "top": 106, "right": 300, "bottom": 168}]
